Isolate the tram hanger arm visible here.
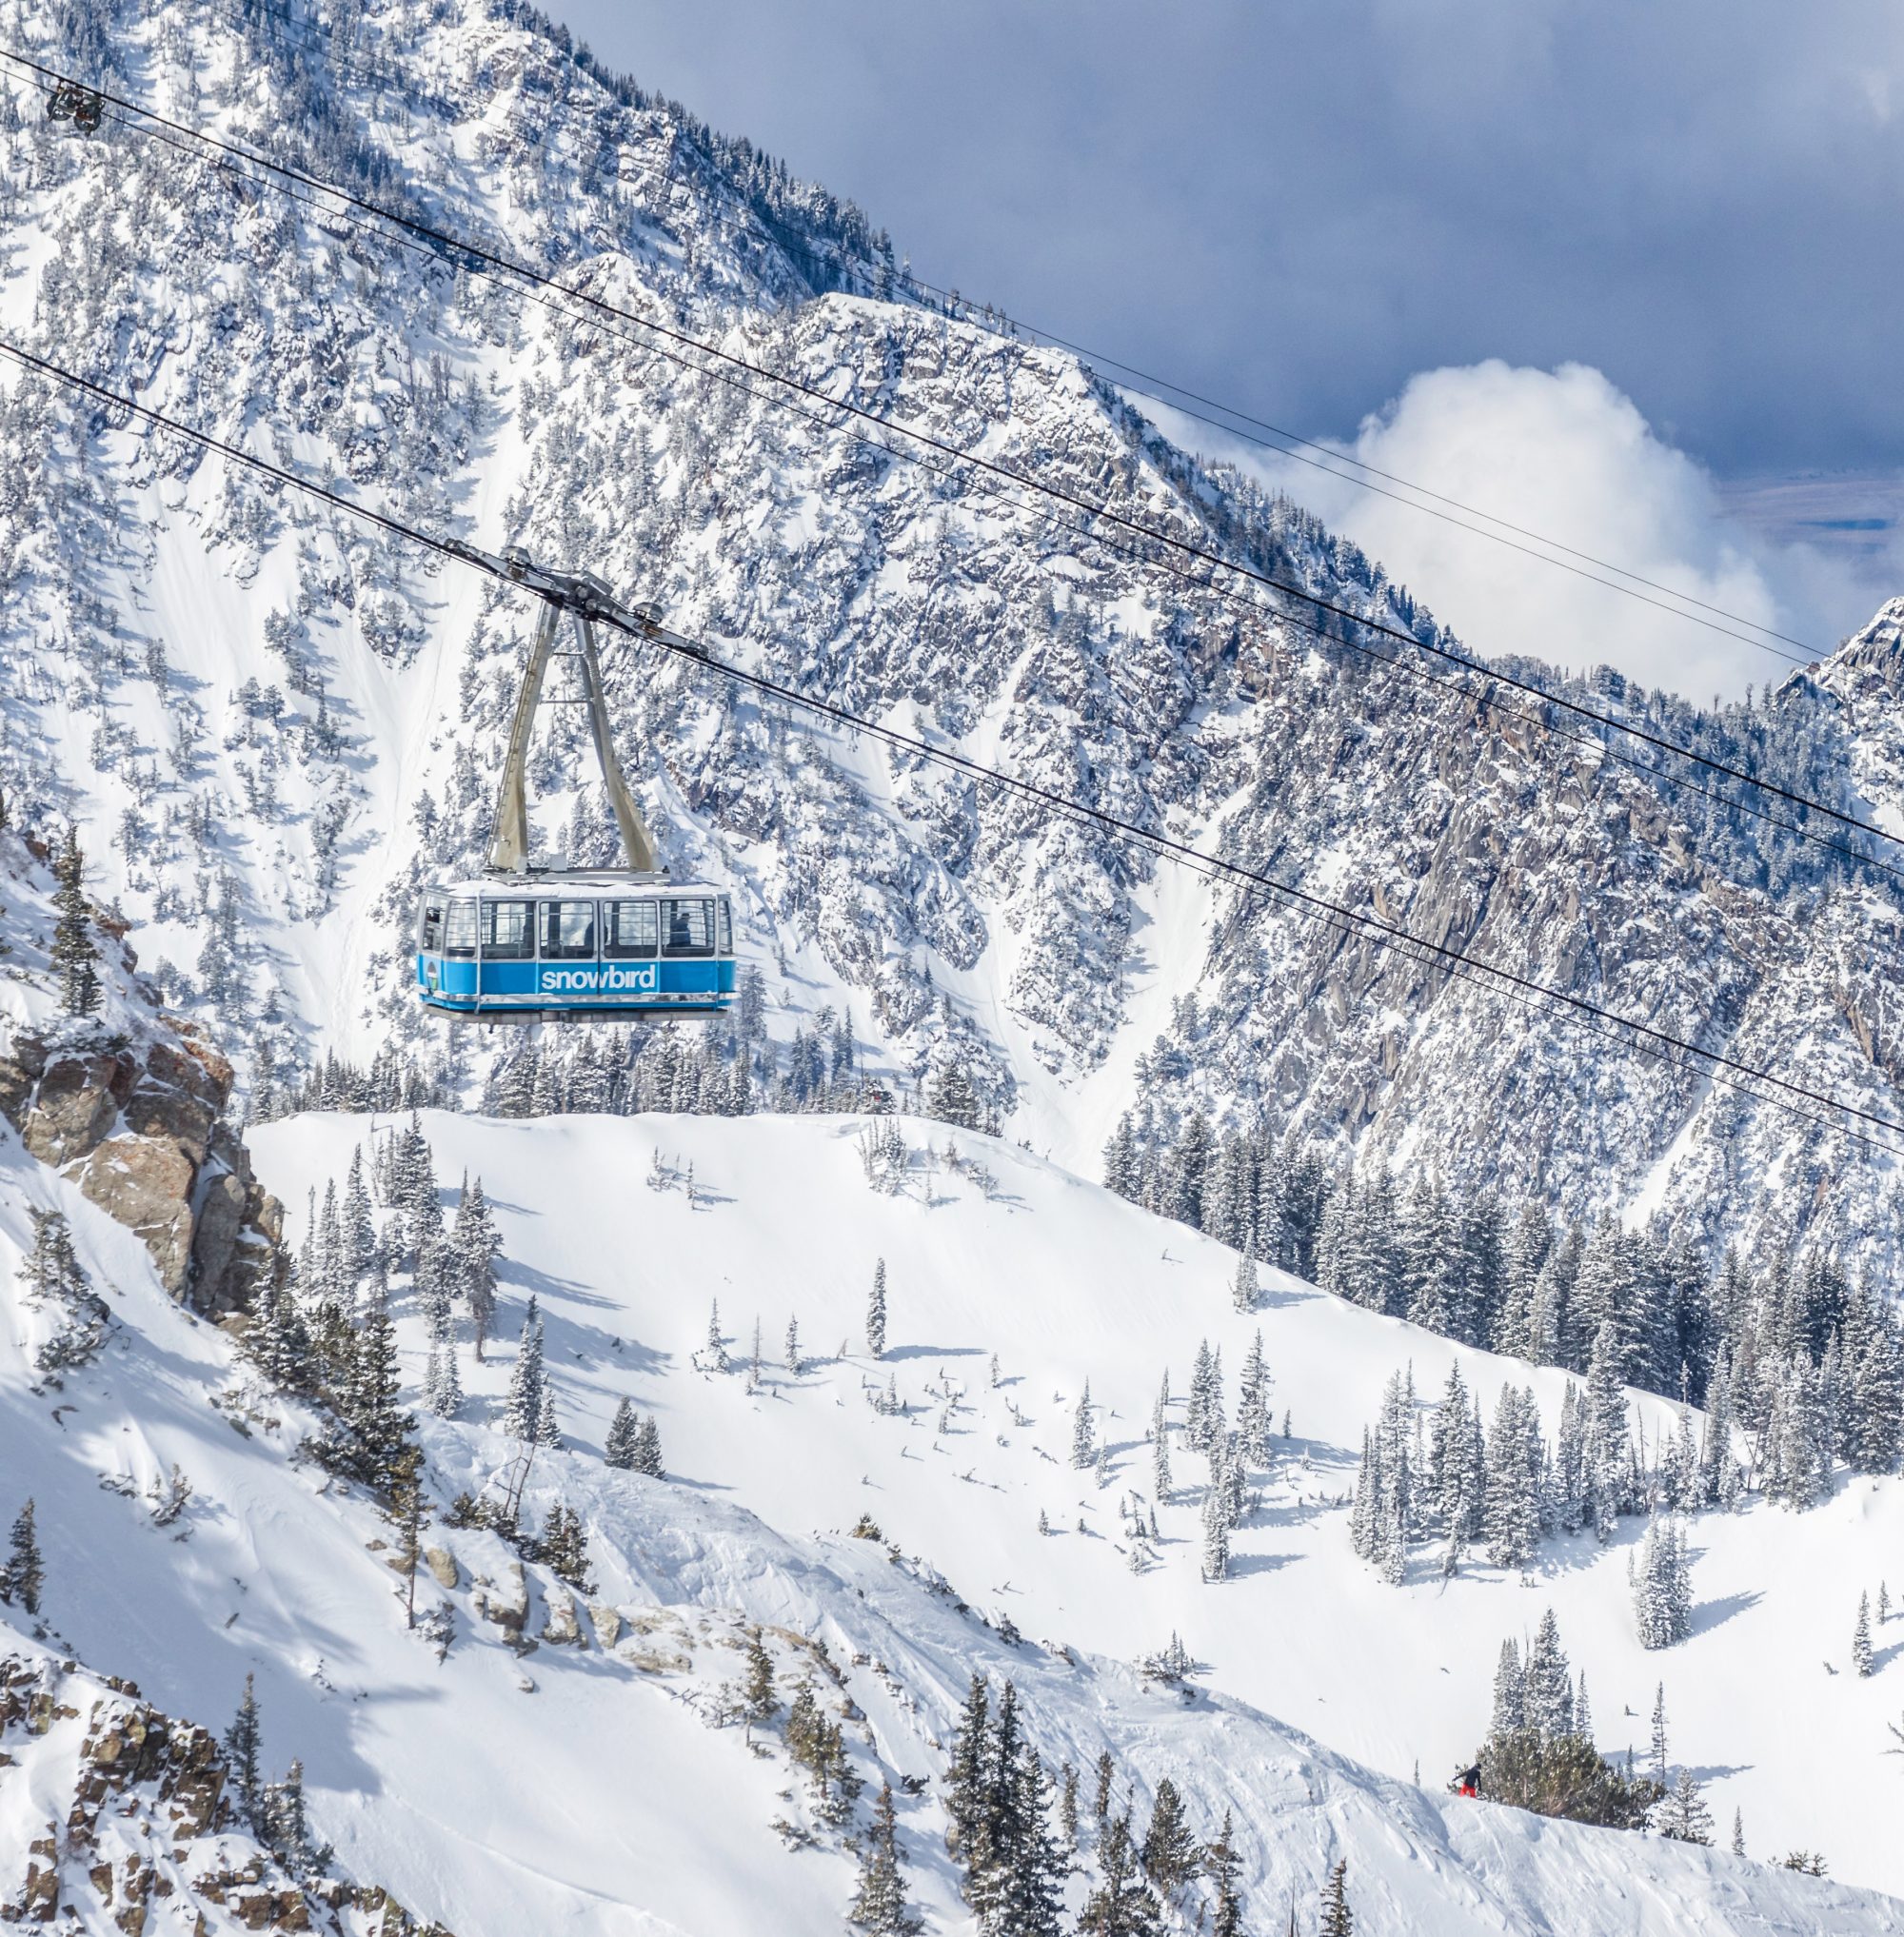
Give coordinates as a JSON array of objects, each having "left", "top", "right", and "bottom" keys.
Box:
[{"left": 442, "top": 538, "right": 709, "bottom": 658}]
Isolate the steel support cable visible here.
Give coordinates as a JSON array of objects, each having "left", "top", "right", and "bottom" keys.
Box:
[
  {"left": 6, "top": 70, "right": 1896, "bottom": 910},
  {"left": 1, "top": 41, "right": 1889, "bottom": 862},
  {"left": 179, "top": 0, "right": 1832, "bottom": 668},
  {"left": 3, "top": 331, "right": 1899, "bottom": 1159}
]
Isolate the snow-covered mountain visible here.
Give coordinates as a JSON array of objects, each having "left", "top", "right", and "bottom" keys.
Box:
[
  {"left": 3, "top": 0, "right": 1904, "bottom": 1927},
  {"left": 6, "top": 1097, "right": 1901, "bottom": 1933},
  {"left": 0, "top": 0, "right": 1898, "bottom": 1274}
]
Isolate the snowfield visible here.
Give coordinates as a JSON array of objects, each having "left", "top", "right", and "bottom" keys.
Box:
[{"left": 115, "top": 1108, "right": 1890, "bottom": 1921}]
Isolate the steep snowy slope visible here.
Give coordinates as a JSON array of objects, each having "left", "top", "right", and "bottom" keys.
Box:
[
  {"left": 0, "top": 1100, "right": 1894, "bottom": 1933},
  {"left": 243, "top": 1107, "right": 1904, "bottom": 1907},
  {"left": 0, "top": 0, "right": 1899, "bottom": 1271}
]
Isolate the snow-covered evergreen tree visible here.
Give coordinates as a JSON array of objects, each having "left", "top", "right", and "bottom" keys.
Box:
[
  {"left": 1854, "top": 1591, "right": 1874, "bottom": 1677},
  {"left": 2, "top": 1499, "right": 43, "bottom": 1616},
  {"left": 224, "top": 1674, "right": 264, "bottom": 1830},
  {"left": 504, "top": 1299, "right": 545, "bottom": 1443},
  {"left": 1659, "top": 1768, "right": 1714, "bottom": 1846},
  {"left": 867, "top": 1258, "right": 888, "bottom": 1359},
  {"left": 1237, "top": 1331, "right": 1272, "bottom": 1470},
  {"left": 1633, "top": 1513, "right": 1692, "bottom": 1649},
  {"left": 605, "top": 1396, "right": 641, "bottom": 1469},
  {"left": 1319, "top": 1857, "right": 1355, "bottom": 1937},
  {"left": 1071, "top": 1381, "right": 1096, "bottom": 1470},
  {"left": 50, "top": 823, "right": 101, "bottom": 1017},
  {"left": 849, "top": 1780, "right": 922, "bottom": 1934}
]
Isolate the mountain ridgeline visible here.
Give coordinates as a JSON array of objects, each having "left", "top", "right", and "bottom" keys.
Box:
[{"left": 2, "top": 0, "right": 1901, "bottom": 1297}]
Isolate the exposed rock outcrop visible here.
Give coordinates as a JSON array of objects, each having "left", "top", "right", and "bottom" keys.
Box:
[
  {"left": 0, "top": 1654, "right": 454, "bottom": 1934},
  {"left": 0, "top": 1025, "right": 282, "bottom": 1317}
]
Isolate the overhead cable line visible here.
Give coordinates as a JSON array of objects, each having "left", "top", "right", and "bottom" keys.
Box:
[
  {"left": 3, "top": 43, "right": 1888, "bottom": 874},
  {"left": 10, "top": 61, "right": 1903, "bottom": 929},
  {"left": 47, "top": 100, "right": 1904, "bottom": 910},
  {"left": 3, "top": 331, "right": 1899, "bottom": 1163},
  {"left": 201, "top": 0, "right": 1822, "bottom": 672}
]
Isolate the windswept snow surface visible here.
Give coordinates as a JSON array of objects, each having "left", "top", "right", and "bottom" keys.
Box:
[{"left": 208, "top": 1108, "right": 1904, "bottom": 1925}]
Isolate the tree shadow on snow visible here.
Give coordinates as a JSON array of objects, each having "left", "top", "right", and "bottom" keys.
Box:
[
  {"left": 1690, "top": 1591, "right": 1763, "bottom": 1637},
  {"left": 1228, "top": 1551, "right": 1299, "bottom": 1579},
  {"left": 883, "top": 1344, "right": 988, "bottom": 1362}
]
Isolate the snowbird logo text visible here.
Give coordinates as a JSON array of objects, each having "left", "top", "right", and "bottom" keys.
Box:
[{"left": 538, "top": 965, "right": 659, "bottom": 994}]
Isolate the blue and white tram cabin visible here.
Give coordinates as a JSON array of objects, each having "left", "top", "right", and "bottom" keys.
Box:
[{"left": 416, "top": 873, "right": 736, "bottom": 1019}]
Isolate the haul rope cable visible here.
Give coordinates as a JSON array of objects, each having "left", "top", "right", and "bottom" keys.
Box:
[
  {"left": 4, "top": 330, "right": 1900, "bottom": 1159},
  {"left": 29, "top": 90, "right": 1904, "bottom": 907},
  {"left": 2, "top": 41, "right": 1890, "bottom": 864},
  {"left": 10, "top": 96, "right": 1898, "bottom": 911},
  {"left": 188, "top": 0, "right": 1823, "bottom": 670}
]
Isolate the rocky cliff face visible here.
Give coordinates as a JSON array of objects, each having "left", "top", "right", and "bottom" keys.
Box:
[
  {"left": 0, "top": 1024, "right": 281, "bottom": 1315},
  {"left": 0, "top": 1651, "right": 450, "bottom": 1933}
]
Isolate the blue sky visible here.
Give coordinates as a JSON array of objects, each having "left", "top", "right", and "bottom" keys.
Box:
[{"left": 550, "top": 0, "right": 1904, "bottom": 688}]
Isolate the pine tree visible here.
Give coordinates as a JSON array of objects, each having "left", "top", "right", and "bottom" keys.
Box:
[
  {"left": 386, "top": 1445, "right": 428, "bottom": 1630},
  {"left": 1201, "top": 1471, "right": 1231, "bottom": 1582},
  {"left": 537, "top": 1504, "right": 592, "bottom": 1591},
  {"left": 340, "top": 1147, "right": 376, "bottom": 1293},
  {"left": 1152, "top": 1374, "right": 1173, "bottom": 1499},
  {"left": 1732, "top": 1809, "right": 1746, "bottom": 1857},
  {"left": 1583, "top": 1318, "right": 1630, "bottom": 1541},
  {"left": 866, "top": 1258, "right": 888, "bottom": 1359},
  {"left": 451, "top": 1175, "right": 500, "bottom": 1358},
  {"left": 1490, "top": 1639, "right": 1526, "bottom": 1737},
  {"left": 1524, "top": 1611, "right": 1575, "bottom": 1741},
  {"left": 850, "top": 1780, "right": 922, "bottom": 1934},
  {"left": 633, "top": 1415, "right": 664, "bottom": 1478},
  {"left": 50, "top": 823, "right": 101, "bottom": 1017},
  {"left": 1649, "top": 1682, "right": 1670, "bottom": 1791},
  {"left": 785, "top": 1313, "right": 803, "bottom": 1376},
  {"left": 1319, "top": 1858, "right": 1354, "bottom": 1937},
  {"left": 705, "top": 1297, "right": 728, "bottom": 1372},
  {"left": 1634, "top": 1513, "right": 1691, "bottom": 1649},
  {"left": 1231, "top": 1249, "right": 1258, "bottom": 1314},
  {"left": 742, "top": 1626, "right": 778, "bottom": 1732},
  {"left": 605, "top": 1397, "right": 641, "bottom": 1468},
  {"left": 967, "top": 1686, "right": 1065, "bottom": 1936},
  {"left": 1093, "top": 1749, "right": 1115, "bottom": 1828},
  {"left": 1238, "top": 1330, "right": 1272, "bottom": 1470},
  {"left": 505, "top": 1301, "right": 545, "bottom": 1442},
  {"left": 1854, "top": 1591, "right": 1875, "bottom": 1677},
  {"left": 1072, "top": 1381, "right": 1096, "bottom": 1469},
  {"left": 1660, "top": 1767, "right": 1715, "bottom": 1845},
  {"left": 248, "top": 1254, "right": 313, "bottom": 1391},
  {"left": 21, "top": 1209, "right": 87, "bottom": 1309},
  {"left": 944, "top": 1674, "right": 991, "bottom": 1861},
  {"left": 1203, "top": 1809, "right": 1246, "bottom": 1937},
  {"left": 1079, "top": 1812, "right": 1160, "bottom": 1936},
  {"left": 424, "top": 1325, "right": 462, "bottom": 1419},
  {"left": 319, "top": 1311, "right": 415, "bottom": 1491},
  {"left": 1140, "top": 1778, "right": 1199, "bottom": 1895},
  {"left": 224, "top": 1674, "right": 264, "bottom": 1829},
  {"left": 1483, "top": 1384, "right": 1540, "bottom": 1570},
  {"left": 1060, "top": 1763, "right": 1081, "bottom": 1851},
  {"left": 536, "top": 1378, "right": 561, "bottom": 1448},
  {"left": 1, "top": 1500, "right": 42, "bottom": 1615},
  {"left": 262, "top": 1757, "right": 331, "bottom": 1881}
]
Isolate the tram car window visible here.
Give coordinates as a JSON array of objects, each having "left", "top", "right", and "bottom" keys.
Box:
[
  {"left": 604, "top": 900, "right": 660, "bottom": 959},
  {"left": 662, "top": 898, "right": 715, "bottom": 956},
  {"left": 482, "top": 900, "right": 536, "bottom": 959},
  {"left": 540, "top": 899, "right": 599, "bottom": 959}
]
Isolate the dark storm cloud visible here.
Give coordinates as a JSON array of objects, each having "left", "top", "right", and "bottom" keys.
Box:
[{"left": 550, "top": 0, "right": 1904, "bottom": 477}]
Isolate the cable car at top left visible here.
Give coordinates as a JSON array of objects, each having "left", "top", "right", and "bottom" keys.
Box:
[{"left": 46, "top": 80, "right": 105, "bottom": 135}]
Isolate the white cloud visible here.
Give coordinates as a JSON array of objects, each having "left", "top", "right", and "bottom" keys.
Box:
[{"left": 1231, "top": 361, "right": 1793, "bottom": 705}]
